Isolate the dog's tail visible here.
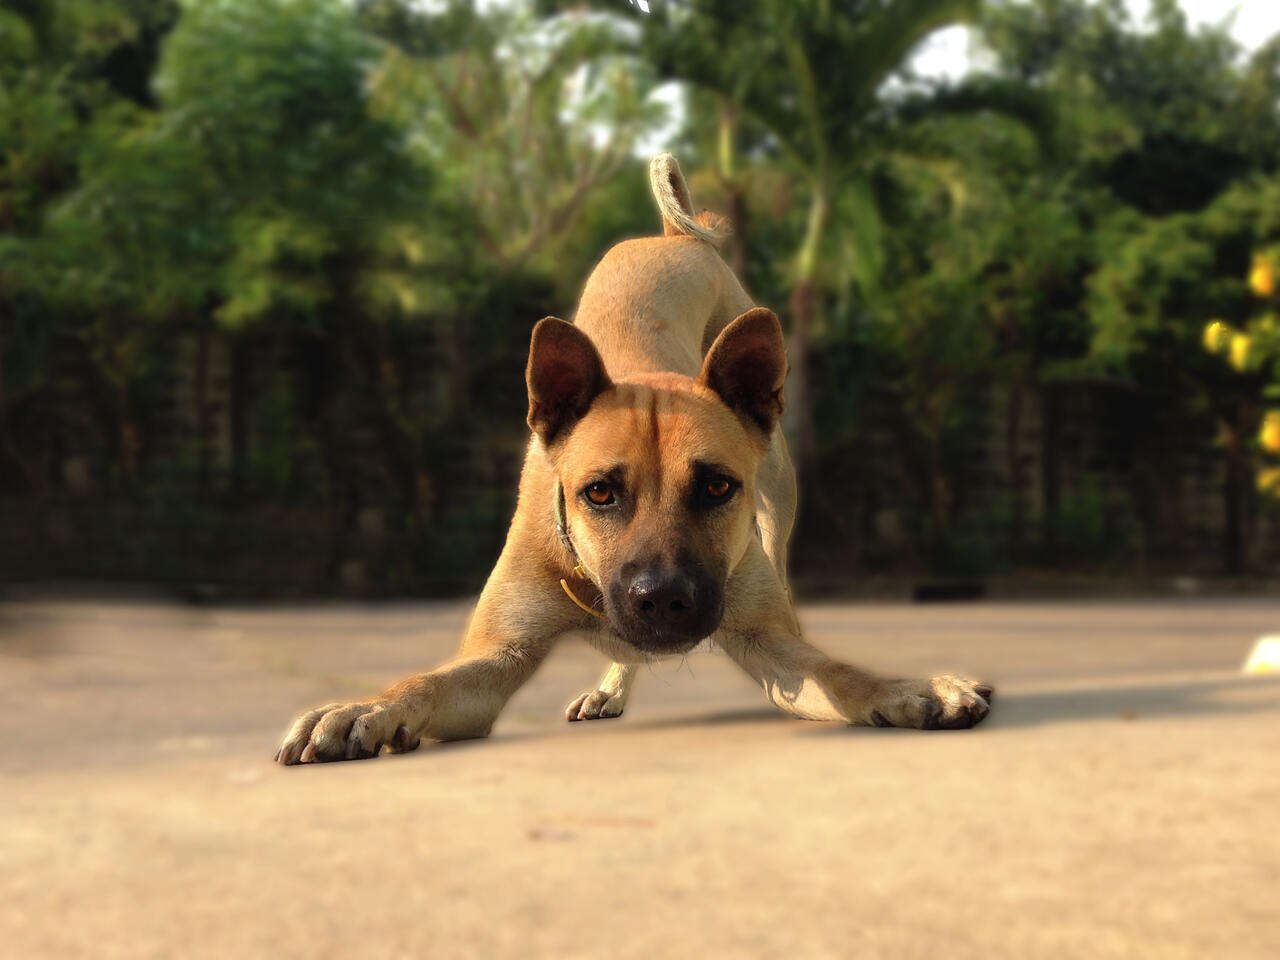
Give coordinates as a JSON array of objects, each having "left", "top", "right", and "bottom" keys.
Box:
[{"left": 649, "top": 153, "right": 728, "bottom": 248}]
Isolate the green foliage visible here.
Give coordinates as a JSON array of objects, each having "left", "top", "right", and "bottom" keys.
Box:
[
  {"left": 1086, "top": 176, "right": 1280, "bottom": 416},
  {"left": 4, "top": 0, "right": 1280, "bottom": 589},
  {"left": 155, "top": 0, "right": 434, "bottom": 330}
]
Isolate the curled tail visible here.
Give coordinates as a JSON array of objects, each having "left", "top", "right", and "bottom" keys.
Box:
[{"left": 648, "top": 153, "right": 729, "bottom": 248}]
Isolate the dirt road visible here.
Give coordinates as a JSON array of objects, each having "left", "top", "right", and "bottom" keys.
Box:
[{"left": 2, "top": 597, "right": 1277, "bottom": 959}]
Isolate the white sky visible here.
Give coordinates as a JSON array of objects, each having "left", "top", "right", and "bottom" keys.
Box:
[{"left": 913, "top": 0, "right": 1280, "bottom": 81}]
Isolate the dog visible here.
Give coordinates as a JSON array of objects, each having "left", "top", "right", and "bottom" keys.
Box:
[{"left": 274, "top": 155, "right": 991, "bottom": 765}]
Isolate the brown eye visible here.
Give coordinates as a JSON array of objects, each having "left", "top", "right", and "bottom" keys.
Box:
[
  {"left": 705, "top": 478, "right": 732, "bottom": 500},
  {"left": 585, "top": 482, "right": 614, "bottom": 506}
]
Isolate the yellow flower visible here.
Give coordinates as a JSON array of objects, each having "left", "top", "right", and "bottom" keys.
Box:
[
  {"left": 1249, "top": 253, "right": 1275, "bottom": 299},
  {"left": 1202, "top": 319, "right": 1229, "bottom": 353},
  {"left": 1258, "top": 467, "right": 1280, "bottom": 495},
  {"left": 1229, "top": 332, "right": 1252, "bottom": 370},
  {"left": 1262, "top": 412, "right": 1280, "bottom": 454}
]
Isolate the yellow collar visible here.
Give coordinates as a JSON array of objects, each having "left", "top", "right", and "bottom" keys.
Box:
[{"left": 554, "top": 482, "right": 605, "bottom": 619}]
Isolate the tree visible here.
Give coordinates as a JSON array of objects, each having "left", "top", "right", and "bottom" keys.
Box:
[
  {"left": 858, "top": 135, "right": 1089, "bottom": 566},
  {"left": 1092, "top": 179, "right": 1280, "bottom": 571},
  {"left": 37, "top": 0, "right": 433, "bottom": 499},
  {"left": 550, "top": 1, "right": 1052, "bottom": 533},
  {"left": 976, "top": 0, "right": 1280, "bottom": 572},
  {"left": 0, "top": 0, "right": 182, "bottom": 491},
  {"left": 358, "top": 0, "right": 667, "bottom": 416},
  {"left": 1205, "top": 242, "right": 1280, "bottom": 501}
]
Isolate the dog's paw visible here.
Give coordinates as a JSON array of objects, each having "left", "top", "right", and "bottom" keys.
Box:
[
  {"left": 274, "top": 699, "right": 422, "bottom": 765},
  {"left": 866, "top": 675, "right": 993, "bottom": 730},
  {"left": 565, "top": 687, "right": 626, "bottom": 722}
]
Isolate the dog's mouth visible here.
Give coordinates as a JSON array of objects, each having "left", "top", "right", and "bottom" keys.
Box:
[{"left": 611, "top": 623, "right": 711, "bottom": 655}]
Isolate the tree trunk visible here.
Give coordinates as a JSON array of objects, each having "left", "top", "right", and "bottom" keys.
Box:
[
  {"left": 716, "top": 103, "right": 750, "bottom": 284},
  {"left": 321, "top": 272, "right": 358, "bottom": 589},
  {"left": 115, "top": 363, "right": 137, "bottom": 488},
  {"left": 370, "top": 322, "right": 424, "bottom": 518},
  {"left": 1040, "top": 383, "right": 1061, "bottom": 565},
  {"left": 194, "top": 326, "right": 211, "bottom": 496},
  {"left": 725, "top": 182, "right": 749, "bottom": 284},
  {"left": 929, "top": 429, "right": 951, "bottom": 544},
  {"left": 1223, "top": 417, "right": 1246, "bottom": 575},
  {"left": 448, "top": 308, "right": 471, "bottom": 424},
  {"left": 0, "top": 318, "right": 42, "bottom": 495},
  {"left": 785, "top": 181, "right": 830, "bottom": 502},
  {"left": 786, "top": 277, "right": 817, "bottom": 476},
  {"left": 229, "top": 336, "right": 249, "bottom": 499},
  {"left": 1006, "top": 378, "right": 1025, "bottom": 558}
]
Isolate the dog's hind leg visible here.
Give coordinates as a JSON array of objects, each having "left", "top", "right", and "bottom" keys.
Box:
[{"left": 565, "top": 661, "right": 638, "bottom": 721}]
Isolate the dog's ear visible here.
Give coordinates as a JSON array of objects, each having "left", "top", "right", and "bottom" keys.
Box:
[
  {"left": 698, "top": 308, "right": 786, "bottom": 434},
  {"left": 527, "top": 317, "right": 611, "bottom": 446}
]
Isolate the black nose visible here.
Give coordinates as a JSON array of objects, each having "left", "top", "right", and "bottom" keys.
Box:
[{"left": 628, "top": 571, "right": 698, "bottom": 628}]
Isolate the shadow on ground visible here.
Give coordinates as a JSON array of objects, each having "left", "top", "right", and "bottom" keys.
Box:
[{"left": 596, "top": 674, "right": 1280, "bottom": 738}]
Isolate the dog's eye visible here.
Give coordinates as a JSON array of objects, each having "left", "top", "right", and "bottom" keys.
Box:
[
  {"left": 584, "top": 482, "right": 614, "bottom": 506},
  {"left": 703, "top": 477, "right": 735, "bottom": 503}
]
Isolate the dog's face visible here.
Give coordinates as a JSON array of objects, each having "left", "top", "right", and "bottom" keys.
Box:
[
  {"left": 527, "top": 309, "right": 786, "bottom": 654},
  {"left": 553, "top": 379, "right": 761, "bottom": 652}
]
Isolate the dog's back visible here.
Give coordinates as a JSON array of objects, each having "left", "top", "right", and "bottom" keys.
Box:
[{"left": 571, "top": 155, "right": 756, "bottom": 381}]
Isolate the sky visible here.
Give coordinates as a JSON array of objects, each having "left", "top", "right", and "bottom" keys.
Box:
[{"left": 912, "top": 0, "right": 1280, "bottom": 81}]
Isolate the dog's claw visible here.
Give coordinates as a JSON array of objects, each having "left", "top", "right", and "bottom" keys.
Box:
[
  {"left": 870, "top": 710, "right": 892, "bottom": 728},
  {"left": 390, "top": 725, "right": 421, "bottom": 753},
  {"left": 277, "top": 700, "right": 417, "bottom": 765},
  {"left": 566, "top": 688, "right": 625, "bottom": 721}
]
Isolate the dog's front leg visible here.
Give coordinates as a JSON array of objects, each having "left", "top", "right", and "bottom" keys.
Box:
[
  {"left": 275, "top": 647, "right": 549, "bottom": 765},
  {"left": 565, "top": 662, "right": 638, "bottom": 721},
  {"left": 276, "top": 558, "right": 579, "bottom": 764},
  {"left": 715, "top": 544, "right": 992, "bottom": 730}
]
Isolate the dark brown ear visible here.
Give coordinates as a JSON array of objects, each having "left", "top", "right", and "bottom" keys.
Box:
[
  {"left": 526, "top": 317, "right": 611, "bottom": 445},
  {"left": 698, "top": 308, "right": 786, "bottom": 434}
]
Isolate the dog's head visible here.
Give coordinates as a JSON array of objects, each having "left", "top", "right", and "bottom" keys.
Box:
[{"left": 526, "top": 308, "right": 785, "bottom": 654}]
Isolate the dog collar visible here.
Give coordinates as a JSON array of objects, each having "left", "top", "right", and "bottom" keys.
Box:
[{"left": 554, "top": 481, "right": 606, "bottom": 620}]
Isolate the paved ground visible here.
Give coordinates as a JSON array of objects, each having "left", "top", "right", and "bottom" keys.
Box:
[{"left": 1, "top": 596, "right": 1278, "bottom": 959}]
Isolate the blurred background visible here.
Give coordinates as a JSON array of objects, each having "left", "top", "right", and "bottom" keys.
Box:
[
  {"left": 4, "top": 0, "right": 1280, "bottom": 598},
  {"left": 4, "top": 9, "right": 1280, "bottom": 955}
]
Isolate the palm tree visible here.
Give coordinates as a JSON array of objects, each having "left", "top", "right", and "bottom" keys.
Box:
[{"left": 592, "top": 0, "right": 1051, "bottom": 505}]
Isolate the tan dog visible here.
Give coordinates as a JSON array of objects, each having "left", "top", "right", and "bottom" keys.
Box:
[{"left": 274, "top": 155, "right": 991, "bottom": 765}]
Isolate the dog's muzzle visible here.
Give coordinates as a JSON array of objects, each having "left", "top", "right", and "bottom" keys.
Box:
[{"left": 608, "top": 565, "right": 723, "bottom": 653}]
